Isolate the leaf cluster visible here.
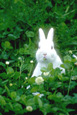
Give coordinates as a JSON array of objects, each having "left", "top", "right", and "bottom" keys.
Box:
[
  {"left": 0, "top": 54, "right": 77, "bottom": 115},
  {"left": 0, "top": 0, "right": 77, "bottom": 114}
]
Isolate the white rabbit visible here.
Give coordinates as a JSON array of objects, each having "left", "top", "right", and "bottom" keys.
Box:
[{"left": 32, "top": 28, "right": 65, "bottom": 77}]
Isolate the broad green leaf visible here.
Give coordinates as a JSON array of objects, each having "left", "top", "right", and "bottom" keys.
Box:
[
  {"left": 64, "top": 55, "right": 72, "bottom": 62},
  {"left": 15, "top": 95, "right": 20, "bottom": 101},
  {"left": 28, "top": 77, "right": 35, "bottom": 84},
  {"left": 61, "top": 77, "right": 69, "bottom": 81},
  {"left": 13, "top": 103, "right": 22, "bottom": 112},
  {"left": 20, "top": 95, "right": 26, "bottom": 105},
  {"left": 26, "top": 31, "right": 34, "bottom": 38},
  {"left": 12, "top": 72, "right": 20, "bottom": 79},
  {"left": 1, "top": 41, "right": 13, "bottom": 50},
  {"left": 31, "top": 86, "right": 38, "bottom": 92},
  {"left": 56, "top": 92, "right": 63, "bottom": 98},
  {"left": 43, "top": 103, "right": 51, "bottom": 113},
  {"left": 6, "top": 67, "right": 14, "bottom": 74},
  {"left": 47, "top": 63, "right": 53, "bottom": 71},
  {"left": 1, "top": 51, "right": 9, "bottom": 59},
  {"left": 0, "top": 95, "right": 6, "bottom": 106},
  {"left": 8, "top": 102, "right": 13, "bottom": 110},
  {"left": 0, "top": 62, "right": 5, "bottom": 67},
  {"left": 38, "top": 98, "right": 43, "bottom": 108},
  {"left": 34, "top": 96, "right": 43, "bottom": 108},
  {"left": 26, "top": 98, "right": 35, "bottom": 106},
  {"left": 41, "top": 67, "right": 47, "bottom": 72},
  {"left": 10, "top": 91, "right": 17, "bottom": 99},
  {"left": 51, "top": 107, "right": 59, "bottom": 112},
  {"left": 8, "top": 34, "right": 17, "bottom": 40}
]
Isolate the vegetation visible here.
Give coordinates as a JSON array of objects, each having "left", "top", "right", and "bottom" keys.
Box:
[{"left": 0, "top": 0, "right": 77, "bottom": 115}]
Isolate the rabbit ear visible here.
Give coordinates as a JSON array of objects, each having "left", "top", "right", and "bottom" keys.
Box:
[
  {"left": 39, "top": 28, "right": 45, "bottom": 41},
  {"left": 47, "top": 28, "right": 54, "bottom": 41}
]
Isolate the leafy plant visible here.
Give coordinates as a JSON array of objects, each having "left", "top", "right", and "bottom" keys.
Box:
[
  {"left": 0, "top": 0, "right": 77, "bottom": 114},
  {"left": 0, "top": 54, "right": 77, "bottom": 115}
]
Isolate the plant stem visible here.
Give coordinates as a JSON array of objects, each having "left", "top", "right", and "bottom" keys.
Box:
[
  {"left": 67, "top": 76, "right": 71, "bottom": 95},
  {"left": 19, "top": 62, "right": 22, "bottom": 87},
  {"left": 67, "top": 69, "right": 72, "bottom": 95},
  {"left": 44, "top": 112, "right": 47, "bottom": 115}
]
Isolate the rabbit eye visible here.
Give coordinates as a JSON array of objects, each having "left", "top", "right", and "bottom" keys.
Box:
[{"left": 51, "top": 46, "right": 53, "bottom": 49}]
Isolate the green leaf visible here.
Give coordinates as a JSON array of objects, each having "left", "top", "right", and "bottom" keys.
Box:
[
  {"left": 0, "top": 72, "right": 7, "bottom": 79},
  {"left": 13, "top": 103, "right": 22, "bottom": 112},
  {"left": 64, "top": 63, "right": 72, "bottom": 69},
  {"left": 0, "top": 113, "right": 2, "bottom": 115},
  {"left": 10, "top": 91, "right": 17, "bottom": 99},
  {"left": 14, "top": 0, "right": 18, "bottom": 4},
  {"left": 26, "top": 31, "right": 34, "bottom": 38},
  {"left": 61, "top": 77, "right": 69, "bottom": 81},
  {"left": 51, "top": 107, "right": 59, "bottom": 112},
  {"left": 47, "top": 63, "right": 53, "bottom": 71},
  {"left": 8, "top": 102, "right": 13, "bottom": 110},
  {"left": 0, "top": 62, "right": 5, "bottom": 67},
  {"left": 1, "top": 41, "right": 13, "bottom": 50},
  {"left": 41, "top": 67, "right": 47, "bottom": 72},
  {"left": 31, "top": 86, "right": 38, "bottom": 92},
  {"left": 48, "top": 76, "right": 55, "bottom": 82},
  {"left": 54, "top": 68, "right": 61, "bottom": 76},
  {"left": 5, "top": 85, "right": 10, "bottom": 96},
  {"left": 2, "top": 80, "right": 9, "bottom": 85},
  {"left": 40, "top": 103, "right": 51, "bottom": 115},
  {"left": 20, "top": 95, "right": 26, "bottom": 105},
  {"left": 6, "top": 67, "right": 14, "bottom": 74},
  {"left": 8, "top": 34, "right": 17, "bottom": 40},
  {"left": 43, "top": 104, "right": 51, "bottom": 113},
  {"left": 12, "top": 72, "right": 20, "bottom": 79},
  {"left": 28, "top": 77, "right": 35, "bottom": 84},
  {"left": 26, "top": 98, "right": 35, "bottom": 106},
  {"left": 56, "top": 92, "right": 64, "bottom": 99},
  {"left": 15, "top": 95, "right": 20, "bottom": 101},
  {"left": 64, "top": 55, "right": 72, "bottom": 62},
  {"left": 34, "top": 96, "right": 43, "bottom": 108},
  {"left": 0, "top": 95, "right": 6, "bottom": 106},
  {"left": 59, "top": 113, "right": 65, "bottom": 115},
  {"left": 38, "top": 98, "right": 43, "bottom": 108},
  {"left": 58, "top": 74, "right": 69, "bottom": 81},
  {"left": 1, "top": 51, "right": 9, "bottom": 59}
]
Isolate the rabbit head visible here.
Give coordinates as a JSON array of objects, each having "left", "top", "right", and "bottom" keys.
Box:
[{"left": 36, "top": 28, "right": 58, "bottom": 64}]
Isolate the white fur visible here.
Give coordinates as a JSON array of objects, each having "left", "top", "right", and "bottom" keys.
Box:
[{"left": 32, "top": 28, "right": 65, "bottom": 77}]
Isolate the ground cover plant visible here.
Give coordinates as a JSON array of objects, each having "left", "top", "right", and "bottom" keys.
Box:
[{"left": 0, "top": 0, "right": 77, "bottom": 115}]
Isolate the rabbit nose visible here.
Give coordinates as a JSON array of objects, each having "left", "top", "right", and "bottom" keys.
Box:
[{"left": 43, "top": 53, "right": 47, "bottom": 56}]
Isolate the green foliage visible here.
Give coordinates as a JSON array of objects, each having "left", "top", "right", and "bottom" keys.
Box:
[
  {"left": 0, "top": 0, "right": 77, "bottom": 114},
  {"left": 0, "top": 54, "right": 77, "bottom": 114}
]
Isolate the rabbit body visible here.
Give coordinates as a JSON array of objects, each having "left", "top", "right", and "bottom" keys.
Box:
[{"left": 32, "top": 28, "right": 65, "bottom": 77}]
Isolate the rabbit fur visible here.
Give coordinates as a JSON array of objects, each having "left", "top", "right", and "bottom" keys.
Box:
[{"left": 32, "top": 28, "right": 65, "bottom": 77}]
